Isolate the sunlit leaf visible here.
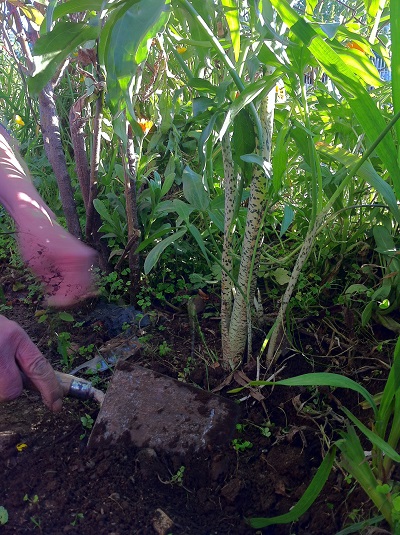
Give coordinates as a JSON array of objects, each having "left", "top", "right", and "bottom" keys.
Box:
[
  {"left": 29, "top": 21, "right": 99, "bottom": 94},
  {"left": 222, "top": 0, "right": 240, "bottom": 62}
]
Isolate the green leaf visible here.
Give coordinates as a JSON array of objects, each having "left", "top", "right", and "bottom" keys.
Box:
[
  {"left": 280, "top": 205, "right": 294, "bottom": 237},
  {"left": 249, "top": 447, "right": 336, "bottom": 527},
  {"left": 188, "top": 223, "right": 210, "bottom": 265},
  {"left": 272, "top": 122, "right": 289, "bottom": 192},
  {"left": 171, "top": 199, "right": 194, "bottom": 222},
  {"left": 232, "top": 109, "right": 256, "bottom": 180},
  {"left": 99, "top": 0, "right": 170, "bottom": 118},
  {"left": 0, "top": 506, "right": 8, "bottom": 525},
  {"left": 53, "top": 0, "right": 103, "bottom": 20},
  {"left": 222, "top": 0, "right": 240, "bottom": 62},
  {"left": 316, "top": 144, "right": 400, "bottom": 225},
  {"left": 29, "top": 21, "right": 99, "bottom": 94},
  {"left": 182, "top": 166, "right": 210, "bottom": 210},
  {"left": 391, "top": 0, "right": 400, "bottom": 144},
  {"left": 219, "top": 76, "right": 281, "bottom": 139},
  {"left": 341, "top": 406, "right": 400, "bottom": 463},
  {"left": 373, "top": 225, "right": 398, "bottom": 256},
  {"left": 93, "top": 199, "right": 116, "bottom": 228},
  {"left": 58, "top": 312, "right": 74, "bottom": 322},
  {"left": 271, "top": 0, "right": 400, "bottom": 200},
  {"left": 241, "top": 373, "right": 377, "bottom": 415},
  {"left": 362, "top": 301, "right": 374, "bottom": 326},
  {"left": 144, "top": 228, "right": 187, "bottom": 274}
]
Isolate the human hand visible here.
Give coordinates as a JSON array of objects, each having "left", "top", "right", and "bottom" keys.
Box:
[{"left": 0, "top": 315, "right": 63, "bottom": 411}]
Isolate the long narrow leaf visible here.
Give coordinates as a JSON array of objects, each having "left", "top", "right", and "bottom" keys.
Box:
[
  {"left": 341, "top": 406, "right": 400, "bottom": 463},
  {"left": 270, "top": 0, "right": 400, "bottom": 199},
  {"left": 144, "top": 228, "right": 187, "bottom": 274},
  {"left": 242, "top": 373, "right": 377, "bottom": 415},
  {"left": 249, "top": 447, "right": 336, "bottom": 528},
  {"left": 316, "top": 143, "right": 400, "bottom": 224}
]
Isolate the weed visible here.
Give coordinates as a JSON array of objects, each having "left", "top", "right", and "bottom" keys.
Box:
[
  {"left": 71, "top": 512, "right": 84, "bottom": 526},
  {"left": 232, "top": 438, "right": 253, "bottom": 452},
  {"left": 23, "top": 494, "right": 39, "bottom": 505},
  {"left": 80, "top": 413, "right": 94, "bottom": 440},
  {"left": 0, "top": 506, "right": 8, "bottom": 525},
  {"left": 159, "top": 466, "right": 186, "bottom": 487},
  {"left": 30, "top": 515, "right": 42, "bottom": 531},
  {"left": 56, "top": 332, "right": 72, "bottom": 367},
  {"left": 159, "top": 340, "right": 172, "bottom": 357}
]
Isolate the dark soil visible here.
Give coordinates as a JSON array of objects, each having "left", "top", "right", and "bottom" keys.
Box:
[{"left": 0, "top": 263, "right": 395, "bottom": 534}]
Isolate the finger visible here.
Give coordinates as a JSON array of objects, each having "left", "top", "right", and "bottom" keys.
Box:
[
  {"left": 15, "top": 334, "right": 63, "bottom": 412},
  {"left": 0, "top": 357, "right": 23, "bottom": 402}
]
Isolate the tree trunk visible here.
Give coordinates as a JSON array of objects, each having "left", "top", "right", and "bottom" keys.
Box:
[{"left": 39, "top": 83, "right": 82, "bottom": 238}]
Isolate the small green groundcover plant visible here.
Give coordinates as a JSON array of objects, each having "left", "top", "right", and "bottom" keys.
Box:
[
  {"left": 0, "top": 505, "right": 8, "bottom": 525},
  {"left": 231, "top": 337, "right": 400, "bottom": 533}
]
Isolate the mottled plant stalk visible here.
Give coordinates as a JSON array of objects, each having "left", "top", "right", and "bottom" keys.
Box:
[
  {"left": 226, "top": 90, "right": 276, "bottom": 369},
  {"left": 220, "top": 132, "right": 237, "bottom": 361}
]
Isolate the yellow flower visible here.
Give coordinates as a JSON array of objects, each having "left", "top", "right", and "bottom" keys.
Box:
[
  {"left": 176, "top": 45, "right": 187, "bottom": 54},
  {"left": 14, "top": 115, "right": 25, "bottom": 126},
  {"left": 16, "top": 443, "right": 28, "bottom": 452},
  {"left": 138, "top": 118, "right": 153, "bottom": 135}
]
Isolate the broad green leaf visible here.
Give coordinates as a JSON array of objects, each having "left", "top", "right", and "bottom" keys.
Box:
[
  {"left": 144, "top": 228, "right": 187, "bottom": 274},
  {"left": 330, "top": 43, "right": 382, "bottom": 87},
  {"left": 240, "top": 373, "right": 377, "bottom": 415},
  {"left": 93, "top": 198, "right": 116, "bottom": 227},
  {"left": 58, "top": 312, "right": 74, "bottom": 322},
  {"left": 199, "top": 112, "right": 221, "bottom": 171},
  {"left": 160, "top": 173, "right": 176, "bottom": 198},
  {"left": 249, "top": 447, "right": 336, "bottom": 527},
  {"left": 280, "top": 205, "right": 294, "bottom": 237},
  {"left": 99, "top": 0, "right": 169, "bottom": 121},
  {"left": 316, "top": 144, "right": 400, "bottom": 224},
  {"left": 182, "top": 167, "right": 210, "bottom": 211},
  {"left": 373, "top": 225, "right": 397, "bottom": 256},
  {"left": 187, "top": 78, "right": 217, "bottom": 94},
  {"left": 171, "top": 199, "right": 194, "bottom": 222},
  {"left": 270, "top": 0, "right": 400, "bottom": 200},
  {"left": 391, "top": 0, "right": 400, "bottom": 145},
  {"left": 232, "top": 109, "right": 256, "bottom": 180},
  {"left": 222, "top": 0, "right": 240, "bottom": 62},
  {"left": 29, "top": 22, "right": 99, "bottom": 94},
  {"left": 53, "top": 0, "right": 103, "bottom": 20}
]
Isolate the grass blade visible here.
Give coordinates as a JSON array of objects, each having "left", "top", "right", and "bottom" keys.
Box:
[{"left": 248, "top": 447, "right": 336, "bottom": 528}]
